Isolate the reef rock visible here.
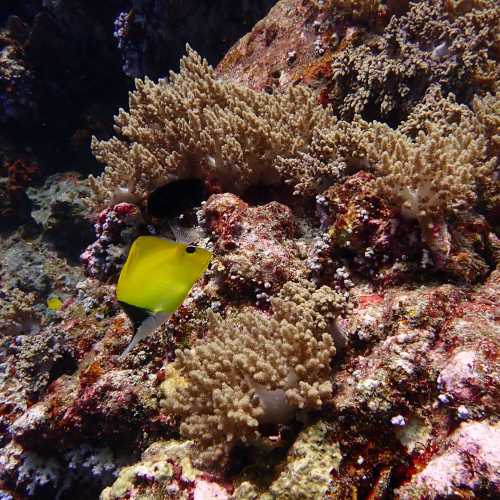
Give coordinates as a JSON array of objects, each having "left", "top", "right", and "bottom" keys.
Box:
[{"left": 396, "top": 421, "right": 500, "bottom": 498}]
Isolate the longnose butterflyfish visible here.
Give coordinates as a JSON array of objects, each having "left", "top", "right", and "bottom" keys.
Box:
[{"left": 116, "top": 235, "right": 212, "bottom": 357}]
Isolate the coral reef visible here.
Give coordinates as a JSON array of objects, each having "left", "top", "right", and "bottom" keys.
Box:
[
  {"left": 90, "top": 47, "right": 333, "bottom": 208},
  {"left": 396, "top": 421, "right": 500, "bottom": 498},
  {"left": 1, "top": 0, "right": 276, "bottom": 188},
  {"left": 0, "top": 439, "right": 129, "bottom": 499},
  {"left": 161, "top": 280, "right": 347, "bottom": 464},
  {"left": 81, "top": 202, "right": 143, "bottom": 280},
  {"left": 101, "top": 439, "right": 230, "bottom": 500},
  {"left": 330, "top": 0, "right": 499, "bottom": 121},
  {"left": 1, "top": 0, "right": 499, "bottom": 498},
  {"left": 233, "top": 421, "right": 342, "bottom": 498},
  {"left": 202, "top": 193, "right": 306, "bottom": 297},
  {"left": 371, "top": 119, "right": 492, "bottom": 220},
  {"left": 0, "top": 289, "right": 38, "bottom": 338},
  {"left": 274, "top": 88, "right": 496, "bottom": 272},
  {"left": 26, "top": 173, "right": 95, "bottom": 262},
  {"left": 311, "top": 171, "right": 408, "bottom": 286}
]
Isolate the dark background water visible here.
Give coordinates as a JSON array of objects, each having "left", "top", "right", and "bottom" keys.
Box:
[{"left": 0, "top": 0, "right": 276, "bottom": 177}]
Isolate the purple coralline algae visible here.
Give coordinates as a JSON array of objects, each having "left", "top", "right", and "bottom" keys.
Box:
[
  {"left": 81, "top": 203, "right": 143, "bottom": 280},
  {"left": 113, "top": 11, "right": 145, "bottom": 78}
]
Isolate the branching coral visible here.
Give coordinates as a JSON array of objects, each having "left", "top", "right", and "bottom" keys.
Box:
[
  {"left": 371, "top": 116, "right": 494, "bottom": 222},
  {"left": 331, "top": 0, "right": 499, "bottom": 121},
  {"left": 273, "top": 85, "right": 494, "bottom": 269},
  {"left": 472, "top": 91, "right": 500, "bottom": 165},
  {"left": 274, "top": 125, "right": 349, "bottom": 196},
  {"left": 397, "top": 85, "right": 479, "bottom": 138},
  {"left": 277, "top": 92, "right": 495, "bottom": 227},
  {"left": 274, "top": 117, "right": 377, "bottom": 196},
  {"left": 90, "top": 46, "right": 333, "bottom": 209},
  {"left": 361, "top": 104, "right": 493, "bottom": 265},
  {"left": 161, "top": 280, "right": 348, "bottom": 463}
]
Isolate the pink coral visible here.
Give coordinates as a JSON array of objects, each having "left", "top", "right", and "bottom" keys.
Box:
[
  {"left": 438, "top": 350, "right": 485, "bottom": 402},
  {"left": 397, "top": 421, "right": 500, "bottom": 498}
]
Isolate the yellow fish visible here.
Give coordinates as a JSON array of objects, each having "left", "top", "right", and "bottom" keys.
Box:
[
  {"left": 117, "top": 236, "right": 212, "bottom": 357},
  {"left": 47, "top": 296, "right": 63, "bottom": 311}
]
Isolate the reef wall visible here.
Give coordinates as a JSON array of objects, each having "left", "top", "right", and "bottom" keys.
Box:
[{"left": 0, "top": 1, "right": 499, "bottom": 499}]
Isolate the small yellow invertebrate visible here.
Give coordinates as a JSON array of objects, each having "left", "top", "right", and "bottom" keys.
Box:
[{"left": 47, "top": 296, "right": 63, "bottom": 311}]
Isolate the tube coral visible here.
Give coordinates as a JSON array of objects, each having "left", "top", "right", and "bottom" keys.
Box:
[
  {"left": 89, "top": 46, "right": 333, "bottom": 209},
  {"left": 161, "top": 280, "right": 348, "bottom": 464}
]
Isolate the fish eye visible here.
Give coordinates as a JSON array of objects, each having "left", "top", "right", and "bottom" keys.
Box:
[{"left": 186, "top": 245, "right": 196, "bottom": 254}]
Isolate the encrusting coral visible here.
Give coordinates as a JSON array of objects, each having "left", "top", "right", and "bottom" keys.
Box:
[
  {"left": 89, "top": 46, "right": 333, "bottom": 209},
  {"left": 161, "top": 280, "right": 348, "bottom": 464}
]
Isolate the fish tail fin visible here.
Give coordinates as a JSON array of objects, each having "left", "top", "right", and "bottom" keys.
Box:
[{"left": 119, "top": 312, "right": 171, "bottom": 359}]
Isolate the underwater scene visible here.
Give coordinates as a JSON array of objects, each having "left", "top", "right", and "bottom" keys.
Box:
[{"left": 0, "top": 1, "right": 499, "bottom": 498}]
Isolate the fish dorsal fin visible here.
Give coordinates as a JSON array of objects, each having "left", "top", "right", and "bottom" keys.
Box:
[
  {"left": 168, "top": 219, "right": 203, "bottom": 244},
  {"left": 119, "top": 312, "right": 171, "bottom": 359}
]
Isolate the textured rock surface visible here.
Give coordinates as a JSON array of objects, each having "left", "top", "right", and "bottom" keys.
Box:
[
  {"left": 396, "top": 421, "right": 500, "bottom": 498},
  {"left": 203, "top": 193, "right": 307, "bottom": 298}
]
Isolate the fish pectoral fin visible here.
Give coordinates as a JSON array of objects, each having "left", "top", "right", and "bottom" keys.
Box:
[{"left": 119, "top": 311, "right": 171, "bottom": 359}]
